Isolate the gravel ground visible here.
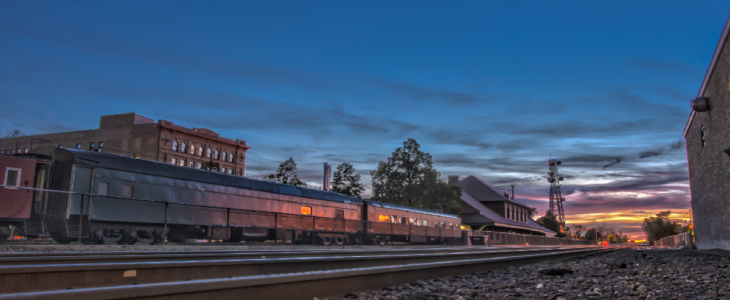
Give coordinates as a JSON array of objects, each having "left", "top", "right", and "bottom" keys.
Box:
[{"left": 322, "top": 247, "right": 729, "bottom": 300}]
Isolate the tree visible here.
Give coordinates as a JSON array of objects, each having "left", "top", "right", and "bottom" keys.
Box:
[
  {"left": 330, "top": 162, "right": 365, "bottom": 197},
  {"left": 572, "top": 224, "right": 586, "bottom": 240},
  {"left": 584, "top": 227, "right": 599, "bottom": 241},
  {"left": 370, "top": 138, "right": 462, "bottom": 215},
  {"left": 263, "top": 158, "right": 306, "bottom": 187},
  {"left": 527, "top": 207, "right": 538, "bottom": 219},
  {"left": 536, "top": 210, "right": 564, "bottom": 237},
  {"left": 201, "top": 160, "right": 220, "bottom": 171},
  {"left": 642, "top": 210, "right": 681, "bottom": 242}
]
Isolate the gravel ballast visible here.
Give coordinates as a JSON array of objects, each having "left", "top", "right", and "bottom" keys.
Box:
[{"left": 322, "top": 247, "right": 729, "bottom": 300}]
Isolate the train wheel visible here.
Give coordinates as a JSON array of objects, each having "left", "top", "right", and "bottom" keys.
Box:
[
  {"left": 320, "top": 236, "right": 333, "bottom": 246},
  {"left": 118, "top": 236, "right": 137, "bottom": 245},
  {"left": 334, "top": 236, "right": 344, "bottom": 246}
]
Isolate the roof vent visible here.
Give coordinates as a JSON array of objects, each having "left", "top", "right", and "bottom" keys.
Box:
[{"left": 691, "top": 97, "right": 710, "bottom": 112}]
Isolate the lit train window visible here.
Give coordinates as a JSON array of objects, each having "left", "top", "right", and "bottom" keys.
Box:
[
  {"left": 390, "top": 215, "right": 397, "bottom": 223},
  {"left": 449, "top": 223, "right": 453, "bottom": 229},
  {"left": 301, "top": 206, "right": 312, "bottom": 215},
  {"left": 422, "top": 220, "right": 428, "bottom": 227},
  {"left": 379, "top": 215, "right": 390, "bottom": 222}
]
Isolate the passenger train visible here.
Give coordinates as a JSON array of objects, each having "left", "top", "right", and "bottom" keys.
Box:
[{"left": 0, "top": 148, "right": 463, "bottom": 245}]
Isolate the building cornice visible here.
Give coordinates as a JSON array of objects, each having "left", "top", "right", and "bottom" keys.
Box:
[{"left": 157, "top": 120, "right": 251, "bottom": 150}]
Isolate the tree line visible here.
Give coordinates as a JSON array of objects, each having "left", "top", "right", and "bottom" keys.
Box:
[{"left": 261, "top": 138, "right": 462, "bottom": 215}]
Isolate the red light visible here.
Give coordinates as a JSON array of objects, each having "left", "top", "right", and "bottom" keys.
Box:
[{"left": 602, "top": 241, "right": 608, "bottom": 245}]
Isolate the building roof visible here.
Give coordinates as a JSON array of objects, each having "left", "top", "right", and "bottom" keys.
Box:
[
  {"left": 684, "top": 12, "right": 730, "bottom": 138},
  {"left": 455, "top": 175, "right": 531, "bottom": 209},
  {"left": 459, "top": 189, "right": 554, "bottom": 234}
]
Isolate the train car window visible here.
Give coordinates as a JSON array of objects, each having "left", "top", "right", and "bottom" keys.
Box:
[
  {"left": 335, "top": 209, "right": 344, "bottom": 219},
  {"left": 207, "top": 148, "right": 212, "bottom": 158},
  {"left": 400, "top": 217, "right": 407, "bottom": 224},
  {"left": 449, "top": 223, "right": 453, "bottom": 229},
  {"left": 301, "top": 206, "right": 312, "bottom": 215},
  {"left": 24, "top": 148, "right": 28, "bottom": 153},
  {"left": 390, "top": 215, "right": 397, "bottom": 223},
  {"left": 173, "top": 141, "right": 178, "bottom": 151},
  {"left": 198, "top": 146, "right": 203, "bottom": 156},
  {"left": 171, "top": 158, "right": 177, "bottom": 165},
  {"left": 379, "top": 215, "right": 390, "bottom": 222},
  {"left": 181, "top": 143, "right": 187, "bottom": 153},
  {"left": 422, "top": 220, "right": 428, "bottom": 227},
  {"left": 122, "top": 185, "right": 134, "bottom": 198},
  {"left": 76, "top": 144, "right": 81, "bottom": 149},
  {"left": 97, "top": 182, "right": 109, "bottom": 196},
  {"left": 4, "top": 168, "right": 20, "bottom": 187}
]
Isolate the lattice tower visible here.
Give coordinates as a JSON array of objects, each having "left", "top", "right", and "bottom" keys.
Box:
[{"left": 547, "top": 159, "right": 566, "bottom": 225}]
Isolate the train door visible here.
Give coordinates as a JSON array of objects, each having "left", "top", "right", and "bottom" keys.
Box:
[
  {"left": 68, "top": 166, "right": 93, "bottom": 238},
  {"left": 25, "top": 163, "right": 51, "bottom": 236}
]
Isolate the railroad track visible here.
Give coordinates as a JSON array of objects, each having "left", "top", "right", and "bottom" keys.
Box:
[{"left": 0, "top": 245, "right": 620, "bottom": 300}]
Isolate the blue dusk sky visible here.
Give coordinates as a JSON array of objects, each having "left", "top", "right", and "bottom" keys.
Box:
[{"left": 2, "top": 1, "right": 729, "bottom": 238}]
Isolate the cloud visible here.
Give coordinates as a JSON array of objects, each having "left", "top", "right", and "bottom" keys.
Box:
[{"left": 603, "top": 158, "right": 621, "bottom": 169}]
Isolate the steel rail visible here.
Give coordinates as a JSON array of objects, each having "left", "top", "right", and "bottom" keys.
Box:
[
  {"left": 0, "top": 246, "right": 568, "bottom": 265},
  {"left": 0, "top": 246, "right": 619, "bottom": 300},
  {"left": 0, "top": 246, "right": 604, "bottom": 294}
]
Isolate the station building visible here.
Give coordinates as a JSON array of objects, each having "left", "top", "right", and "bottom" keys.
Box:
[
  {"left": 684, "top": 15, "right": 730, "bottom": 250},
  {"left": 448, "top": 175, "right": 555, "bottom": 237},
  {"left": 0, "top": 113, "right": 251, "bottom": 176}
]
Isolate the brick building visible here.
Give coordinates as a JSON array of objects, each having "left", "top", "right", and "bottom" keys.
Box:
[
  {"left": 0, "top": 113, "right": 251, "bottom": 176},
  {"left": 684, "top": 15, "right": 730, "bottom": 250}
]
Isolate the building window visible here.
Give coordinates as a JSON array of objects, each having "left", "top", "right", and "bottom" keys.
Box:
[
  {"left": 198, "top": 146, "right": 203, "bottom": 156},
  {"left": 206, "top": 148, "right": 212, "bottom": 158},
  {"left": 122, "top": 185, "right": 134, "bottom": 198},
  {"left": 197, "top": 162, "right": 202, "bottom": 169},
  {"left": 171, "top": 158, "right": 177, "bottom": 165},
  {"left": 215, "top": 150, "right": 219, "bottom": 160},
  {"left": 173, "top": 141, "right": 178, "bottom": 151},
  {"left": 189, "top": 161, "right": 194, "bottom": 168},
  {"left": 179, "top": 159, "right": 185, "bottom": 167},
  {"left": 97, "top": 182, "right": 109, "bottom": 196},
  {"left": 76, "top": 144, "right": 81, "bottom": 149},
  {"left": 24, "top": 148, "right": 28, "bottom": 153},
  {"left": 11, "top": 149, "right": 15, "bottom": 154},
  {"left": 4, "top": 168, "right": 21, "bottom": 187},
  {"left": 181, "top": 143, "right": 187, "bottom": 153},
  {"left": 228, "top": 169, "right": 232, "bottom": 174},
  {"left": 335, "top": 209, "right": 344, "bottom": 219},
  {"left": 229, "top": 153, "right": 234, "bottom": 163},
  {"left": 99, "top": 141, "right": 104, "bottom": 149},
  {"left": 221, "top": 167, "right": 226, "bottom": 173},
  {"left": 222, "top": 152, "right": 227, "bottom": 162},
  {"left": 89, "top": 142, "right": 95, "bottom": 150},
  {"left": 190, "top": 144, "right": 195, "bottom": 154},
  {"left": 701, "top": 126, "right": 706, "bottom": 148},
  {"left": 59, "top": 145, "right": 63, "bottom": 148}
]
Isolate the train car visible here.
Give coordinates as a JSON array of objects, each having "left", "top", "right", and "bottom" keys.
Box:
[
  {"left": 0, "top": 154, "right": 52, "bottom": 243},
  {"left": 25, "top": 148, "right": 463, "bottom": 245},
  {"left": 364, "top": 201, "right": 462, "bottom": 245}
]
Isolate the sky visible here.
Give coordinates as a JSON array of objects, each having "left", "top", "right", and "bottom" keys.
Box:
[{"left": 2, "top": 1, "right": 729, "bottom": 239}]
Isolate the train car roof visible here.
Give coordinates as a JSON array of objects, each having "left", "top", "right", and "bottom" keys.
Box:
[
  {"left": 53, "top": 148, "right": 363, "bottom": 205},
  {"left": 54, "top": 149, "right": 461, "bottom": 219},
  {"left": 365, "top": 200, "right": 460, "bottom": 219}
]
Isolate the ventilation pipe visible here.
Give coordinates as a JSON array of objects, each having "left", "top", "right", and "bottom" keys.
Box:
[{"left": 511, "top": 185, "right": 515, "bottom": 200}]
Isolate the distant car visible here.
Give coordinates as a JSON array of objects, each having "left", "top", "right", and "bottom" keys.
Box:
[{"left": 602, "top": 241, "right": 609, "bottom": 245}]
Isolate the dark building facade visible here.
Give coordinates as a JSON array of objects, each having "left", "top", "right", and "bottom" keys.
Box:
[
  {"left": 0, "top": 113, "right": 251, "bottom": 176},
  {"left": 449, "top": 175, "right": 555, "bottom": 236},
  {"left": 684, "top": 16, "right": 730, "bottom": 250}
]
